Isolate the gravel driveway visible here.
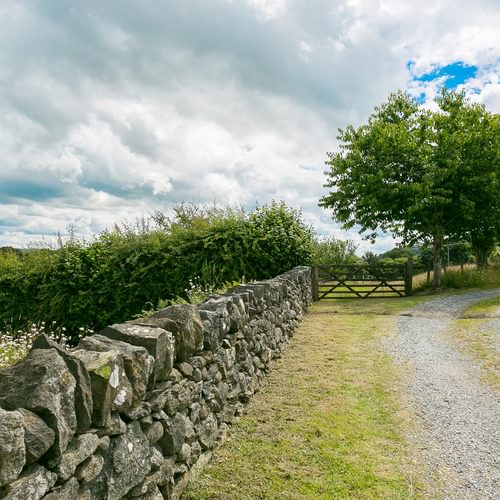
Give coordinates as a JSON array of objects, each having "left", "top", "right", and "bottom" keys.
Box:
[{"left": 385, "top": 289, "right": 500, "bottom": 499}]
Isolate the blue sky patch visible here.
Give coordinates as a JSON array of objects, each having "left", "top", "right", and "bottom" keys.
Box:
[
  {"left": 410, "top": 61, "right": 478, "bottom": 89},
  {"left": 415, "top": 92, "right": 427, "bottom": 104},
  {"left": 0, "top": 179, "right": 63, "bottom": 203}
]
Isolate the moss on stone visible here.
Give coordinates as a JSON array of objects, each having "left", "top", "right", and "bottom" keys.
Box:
[{"left": 94, "top": 363, "right": 112, "bottom": 380}]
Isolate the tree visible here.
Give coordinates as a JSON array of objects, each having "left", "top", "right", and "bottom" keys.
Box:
[
  {"left": 310, "top": 237, "right": 360, "bottom": 265},
  {"left": 437, "top": 98, "right": 499, "bottom": 268},
  {"left": 362, "top": 251, "right": 379, "bottom": 267},
  {"left": 320, "top": 89, "right": 499, "bottom": 288}
]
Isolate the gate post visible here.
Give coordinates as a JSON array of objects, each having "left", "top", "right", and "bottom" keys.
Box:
[
  {"left": 405, "top": 258, "right": 413, "bottom": 296},
  {"left": 312, "top": 266, "right": 319, "bottom": 301}
]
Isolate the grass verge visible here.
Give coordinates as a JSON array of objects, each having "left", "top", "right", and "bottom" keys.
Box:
[
  {"left": 185, "top": 297, "right": 433, "bottom": 499},
  {"left": 443, "top": 295, "right": 500, "bottom": 391},
  {"left": 461, "top": 295, "right": 500, "bottom": 317}
]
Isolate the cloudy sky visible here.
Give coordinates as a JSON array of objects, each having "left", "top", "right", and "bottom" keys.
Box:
[{"left": 1, "top": 0, "right": 499, "bottom": 253}]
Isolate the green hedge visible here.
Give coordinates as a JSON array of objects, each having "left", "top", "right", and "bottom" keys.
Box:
[{"left": 0, "top": 202, "right": 312, "bottom": 343}]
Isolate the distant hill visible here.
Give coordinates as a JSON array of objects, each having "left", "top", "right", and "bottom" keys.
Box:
[{"left": 0, "top": 246, "right": 21, "bottom": 254}]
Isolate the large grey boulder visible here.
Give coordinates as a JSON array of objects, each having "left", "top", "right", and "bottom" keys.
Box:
[
  {"left": 32, "top": 334, "right": 93, "bottom": 432},
  {"left": 128, "top": 472, "right": 167, "bottom": 500},
  {"left": 198, "top": 298, "right": 231, "bottom": 350},
  {"left": 157, "top": 412, "right": 194, "bottom": 457},
  {"left": 41, "top": 477, "right": 79, "bottom": 500},
  {"left": 149, "top": 446, "right": 164, "bottom": 472},
  {"left": 227, "top": 294, "right": 248, "bottom": 332},
  {"left": 157, "top": 420, "right": 182, "bottom": 457},
  {"left": 86, "top": 421, "right": 151, "bottom": 499},
  {"left": 0, "top": 408, "right": 25, "bottom": 487},
  {"left": 0, "top": 349, "right": 77, "bottom": 460},
  {"left": 151, "top": 304, "right": 203, "bottom": 361},
  {"left": 145, "top": 383, "right": 173, "bottom": 413},
  {"left": 100, "top": 323, "right": 174, "bottom": 381},
  {"left": 53, "top": 432, "right": 99, "bottom": 481},
  {"left": 198, "top": 309, "right": 222, "bottom": 351},
  {"left": 142, "top": 421, "right": 164, "bottom": 445},
  {"left": 157, "top": 379, "right": 201, "bottom": 416},
  {"left": 198, "top": 413, "right": 218, "bottom": 450},
  {"left": 230, "top": 284, "right": 267, "bottom": 314},
  {"left": 1, "top": 464, "right": 57, "bottom": 500},
  {"left": 17, "top": 409, "right": 55, "bottom": 465},
  {"left": 107, "top": 413, "right": 127, "bottom": 435},
  {"left": 127, "top": 456, "right": 174, "bottom": 499},
  {"left": 78, "top": 334, "right": 154, "bottom": 409},
  {"left": 71, "top": 348, "right": 131, "bottom": 427},
  {"left": 74, "top": 453, "right": 104, "bottom": 483}
]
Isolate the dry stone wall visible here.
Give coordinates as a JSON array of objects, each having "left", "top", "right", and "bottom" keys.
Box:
[{"left": 0, "top": 266, "right": 312, "bottom": 500}]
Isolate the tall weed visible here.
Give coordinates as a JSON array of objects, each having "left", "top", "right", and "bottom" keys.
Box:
[{"left": 414, "top": 264, "right": 500, "bottom": 291}]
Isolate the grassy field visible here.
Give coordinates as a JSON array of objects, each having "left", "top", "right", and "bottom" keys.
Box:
[
  {"left": 442, "top": 295, "right": 500, "bottom": 390},
  {"left": 185, "top": 296, "right": 435, "bottom": 499}
]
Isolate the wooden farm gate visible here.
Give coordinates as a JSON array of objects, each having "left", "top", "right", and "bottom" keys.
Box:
[{"left": 312, "top": 259, "right": 413, "bottom": 300}]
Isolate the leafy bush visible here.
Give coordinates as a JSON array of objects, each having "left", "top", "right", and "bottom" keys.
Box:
[
  {"left": 248, "top": 201, "right": 313, "bottom": 274},
  {"left": 490, "top": 245, "right": 500, "bottom": 264},
  {"left": 0, "top": 201, "right": 313, "bottom": 344}
]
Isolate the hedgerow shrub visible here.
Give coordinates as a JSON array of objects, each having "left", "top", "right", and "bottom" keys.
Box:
[{"left": 0, "top": 201, "right": 312, "bottom": 343}]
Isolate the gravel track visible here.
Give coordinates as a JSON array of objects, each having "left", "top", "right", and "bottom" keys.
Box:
[{"left": 385, "top": 289, "right": 500, "bottom": 499}]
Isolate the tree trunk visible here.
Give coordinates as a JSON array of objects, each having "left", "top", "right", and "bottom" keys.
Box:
[
  {"left": 475, "top": 247, "right": 489, "bottom": 269},
  {"left": 432, "top": 232, "right": 444, "bottom": 289},
  {"left": 471, "top": 232, "right": 494, "bottom": 270}
]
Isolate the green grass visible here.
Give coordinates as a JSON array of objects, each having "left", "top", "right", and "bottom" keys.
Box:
[
  {"left": 313, "top": 295, "right": 433, "bottom": 316},
  {"left": 185, "top": 297, "right": 434, "bottom": 499},
  {"left": 462, "top": 295, "right": 500, "bottom": 317}
]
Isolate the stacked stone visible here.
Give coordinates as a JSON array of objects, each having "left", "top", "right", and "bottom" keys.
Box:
[{"left": 0, "top": 266, "right": 311, "bottom": 500}]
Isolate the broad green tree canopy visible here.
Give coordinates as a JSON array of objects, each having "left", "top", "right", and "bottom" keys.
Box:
[{"left": 320, "top": 89, "right": 499, "bottom": 287}]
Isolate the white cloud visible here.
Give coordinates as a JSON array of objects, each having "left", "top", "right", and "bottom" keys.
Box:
[
  {"left": 0, "top": 0, "right": 498, "bottom": 255},
  {"left": 298, "top": 39, "right": 317, "bottom": 62},
  {"left": 44, "top": 148, "right": 83, "bottom": 184},
  {"left": 245, "top": 0, "right": 288, "bottom": 21}
]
